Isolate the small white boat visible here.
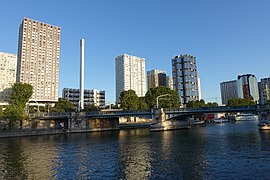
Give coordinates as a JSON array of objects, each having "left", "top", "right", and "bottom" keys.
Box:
[
  {"left": 192, "top": 120, "right": 205, "bottom": 125},
  {"left": 213, "top": 118, "right": 228, "bottom": 123},
  {"left": 258, "top": 121, "right": 270, "bottom": 130},
  {"left": 235, "top": 114, "right": 258, "bottom": 121}
]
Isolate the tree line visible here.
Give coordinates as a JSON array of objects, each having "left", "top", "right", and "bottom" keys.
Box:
[
  {"left": 119, "top": 86, "right": 180, "bottom": 110},
  {"left": 0, "top": 83, "right": 260, "bottom": 128}
]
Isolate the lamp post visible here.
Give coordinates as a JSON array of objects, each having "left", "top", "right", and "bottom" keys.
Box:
[
  {"left": 33, "top": 100, "right": 39, "bottom": 112},
  {"left": 156, "top": 94, "right": 172, "bottom": 109}
]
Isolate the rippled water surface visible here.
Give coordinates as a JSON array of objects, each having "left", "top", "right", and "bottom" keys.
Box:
[{"left": 1, "top": 121, "right": 270, "bottom": 179}]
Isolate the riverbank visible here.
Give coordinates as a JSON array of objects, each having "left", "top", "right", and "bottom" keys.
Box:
[{"left": 0, "top": 122, "right": 153, "bottom": 138}]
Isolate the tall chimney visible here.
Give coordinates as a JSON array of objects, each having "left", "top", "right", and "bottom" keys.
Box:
[{"left": 80, "top": 39, "right": 85, "bottom": 111}]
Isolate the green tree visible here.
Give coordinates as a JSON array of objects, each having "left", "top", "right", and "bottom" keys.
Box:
[
  {"left": 227, "top": 98, "right": 256, "bottom": 106},
  {"left": 0, "top": 106, "right": 3, "bottom": 119},
  {"left": 4, "top": 83, "right": 33, "bottom": 128},
  {"left": 186, "top": 100, "right": 203, "bottom": 108},
  {"left": 186, "top": 99, "right": 218, "bottom": 108},
  {"left": 138, "top": 97, "right": 149, "bottom": 110},
  {"left": 120, "top": 90, "right": 139, "bottom": 110},
  {"left": 52, "top": 98, "right": 75, "bottom": 112},
  {"left": 84, "top": 104, "right": 98, "bottom": 111},
  {"left": 8, "top": 83, "right": 33, "bottom": 108},
  {"left": 206, "top": 102, "right": 218, "bottom": 107},
  {"left": 145, "top": 86, "right": 180, "bottom": 108}
]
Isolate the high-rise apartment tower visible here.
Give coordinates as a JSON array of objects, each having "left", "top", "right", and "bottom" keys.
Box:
[
  {"left": 147, "top": 69, "right": 166, "bottom": 90},
  {"left": 220, "top": 80, "right": 238, "bottom": 105},
  {"left": 172, "top": 54, "right": 199, "bottom": 105},
  {"left": 0, "top": 52, "right": 17, "bottom": 104},
  {"left": 17, "top": 17, "right": 61, "bottom": 102},
  {"left": 115, "top": 54, "right": 146, "bottom": 102}
]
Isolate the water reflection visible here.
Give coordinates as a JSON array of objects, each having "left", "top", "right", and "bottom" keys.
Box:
[
  {"left": 259, "top": 130, "right": 270, "bottom": 151},
  {"left": 150, "top": 128, "right": 208, "bottom": 179},
  {"left": 118, "top": 129, "right": 152, "bottom": 179},
  {"left": 0, "top": 136, "right": 59, "bottom": 179},
  {"left": 0, "top": 122, "right": 270, "bottom": 179},
  {"left": 0, "top": 139, "right": 28, "bottom": 179}
]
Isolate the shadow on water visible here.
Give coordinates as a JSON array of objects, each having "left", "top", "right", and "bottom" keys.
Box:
[{"left": 0, "top": 139, "right": 28, "bottom": 179}]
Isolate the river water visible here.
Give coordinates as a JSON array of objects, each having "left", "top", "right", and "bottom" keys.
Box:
[{"left": 0, "top": 121, "right": 270, "bottom": 179}]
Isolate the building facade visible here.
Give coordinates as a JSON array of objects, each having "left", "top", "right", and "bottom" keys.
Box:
[
  {"left": 17, "top": 17, "right": 61, "bottom": 102},
  {"left": 62, "top": 88, "right": 105, "bottom": 108},
  {"left": 172, "top": 54, "right": 199, "bottom": 105},
  {"left": 166, "top": 76, "right": 173, "bottom": 90},
  {"left": 258, "top": 77, "right": 270, "bottom": 105},
  {"left": 115, "top": 54, "right": 146, "bottom": 102},
  {"left": 0, "top": 52, "right": 17, "bottom": 104},
  {"left": 237, "top": 74, "right": 259, "bottom": 102},
  {"left": 220, "top": 80, "right": 238, "bottom": 105},
  {"left": 147, "top": 69, "right": 166, "bottom": 90}
]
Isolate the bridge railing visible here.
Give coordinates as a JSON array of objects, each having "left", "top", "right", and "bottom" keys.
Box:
[
  {"left": 164, "top": 105, "right": 257, "bottom": 113},
  {"left": 29, "top": 112, "right": 73, "bottom": 118},
  {"left": 85, "top": 109, "right": 152, "bottom": 116}
]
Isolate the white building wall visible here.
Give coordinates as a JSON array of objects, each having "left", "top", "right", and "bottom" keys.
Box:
[
  {"left": 115, "top": 54, "right": 146, "bottom": 102},
  {"left": 17, "top": 18, "right": 61, "bottom": 102},
  {"left": 0, "top": 52, "right": 17, "bottom": 104},
  {"left": 166, "top": 76, "right": 173, "bottom": 90}
]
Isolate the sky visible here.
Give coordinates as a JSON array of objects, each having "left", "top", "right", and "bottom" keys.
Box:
[{"left": 1, "top": 0, "right": 270, "bottom": 104}]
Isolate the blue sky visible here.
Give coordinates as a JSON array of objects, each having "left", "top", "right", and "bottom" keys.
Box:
[{"left": 1, "top": 0, "right": 270, "bottom": 104}]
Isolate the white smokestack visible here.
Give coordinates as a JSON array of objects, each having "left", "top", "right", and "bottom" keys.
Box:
[{"left": 80, "top": 39, "right": 85, "bottom": 111}]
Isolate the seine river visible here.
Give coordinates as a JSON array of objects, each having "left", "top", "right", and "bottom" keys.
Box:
[{"left": 1, "top": 121, "right": 270, "bottom": 179}]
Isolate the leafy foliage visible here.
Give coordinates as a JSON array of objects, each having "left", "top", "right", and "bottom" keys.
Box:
[
  {"left": 0, "top": 106, "right": 3, "bottom": 119},
  {"left": 3, "top": 83, "right": 33, "bottom": 127},
  {"left": 52, "top": 98, "right": 75, "bottom": 112},
  {"left": 8, "top": 83, "right": 33, "bottom": 109},
  {"left": 84, "top": 104, "right": 98, "bottom": 111},
  {"left": 138, "top": 97, "right": 149, "bottom": 110},
  {"left": 145, "top": 86, "right": 180, "bottom": 108},
  {"left": 227, "top": 98, "right": 256, "bottom": 106},
  {"left": 186, "top": 99, "right": 218, "bottom": 108},
  {"left": 4, "top": 105, "right": 25, "bottom": 122},
  {"left": 119, "top": 87, "right": 180, "bottom": 110},
  {"left": 120, "top": 90, "right": 139, "bottom": 110}
]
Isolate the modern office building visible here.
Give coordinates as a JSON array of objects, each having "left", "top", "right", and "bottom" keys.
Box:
[
  {"left": 17, "top": 17, "right": 61, "bottom": 103},
  {"left": 220, "top": 80, "right": 238, "bottom": 105},
  {"left": 0, "top": 52, "right": 17, "bottom": 104},
  {"left": 237, "top": 74, "right": 259, "bottom": 102},
  {"left": 258, "top": 77, "right": 270, "bottom": 105},
  {"left": 62, "top": 88, "right": 105, "bottom": 108},
  {"left": 172, "top": 54, "right": 200, "bottom": 105},
  {"left": 115, "top": 54, "right": 146, "bottom": 102},
  {"left": 166, "top": 76, "right": 173, "bottom": 90},
  {"left": 147, "top": 69, "right": 166, "bottom": 90}
]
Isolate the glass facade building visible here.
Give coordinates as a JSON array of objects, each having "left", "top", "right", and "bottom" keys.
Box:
[
  {"left": 147, "top": 69, "right": 167, "bottom": 90},
  {"left": 237, "top": 74, "right": 259, "bottom": 102},
  {"left": 172, "top": 54, "right": 199, "bottom": 105}
]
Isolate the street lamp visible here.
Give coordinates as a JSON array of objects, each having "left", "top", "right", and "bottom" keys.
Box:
[
  {"left": 32, "top": 100, "right": 40, "bottom": 113},
  {"left": 156, "top": 94, "right": 172, "bottom": 109}
]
